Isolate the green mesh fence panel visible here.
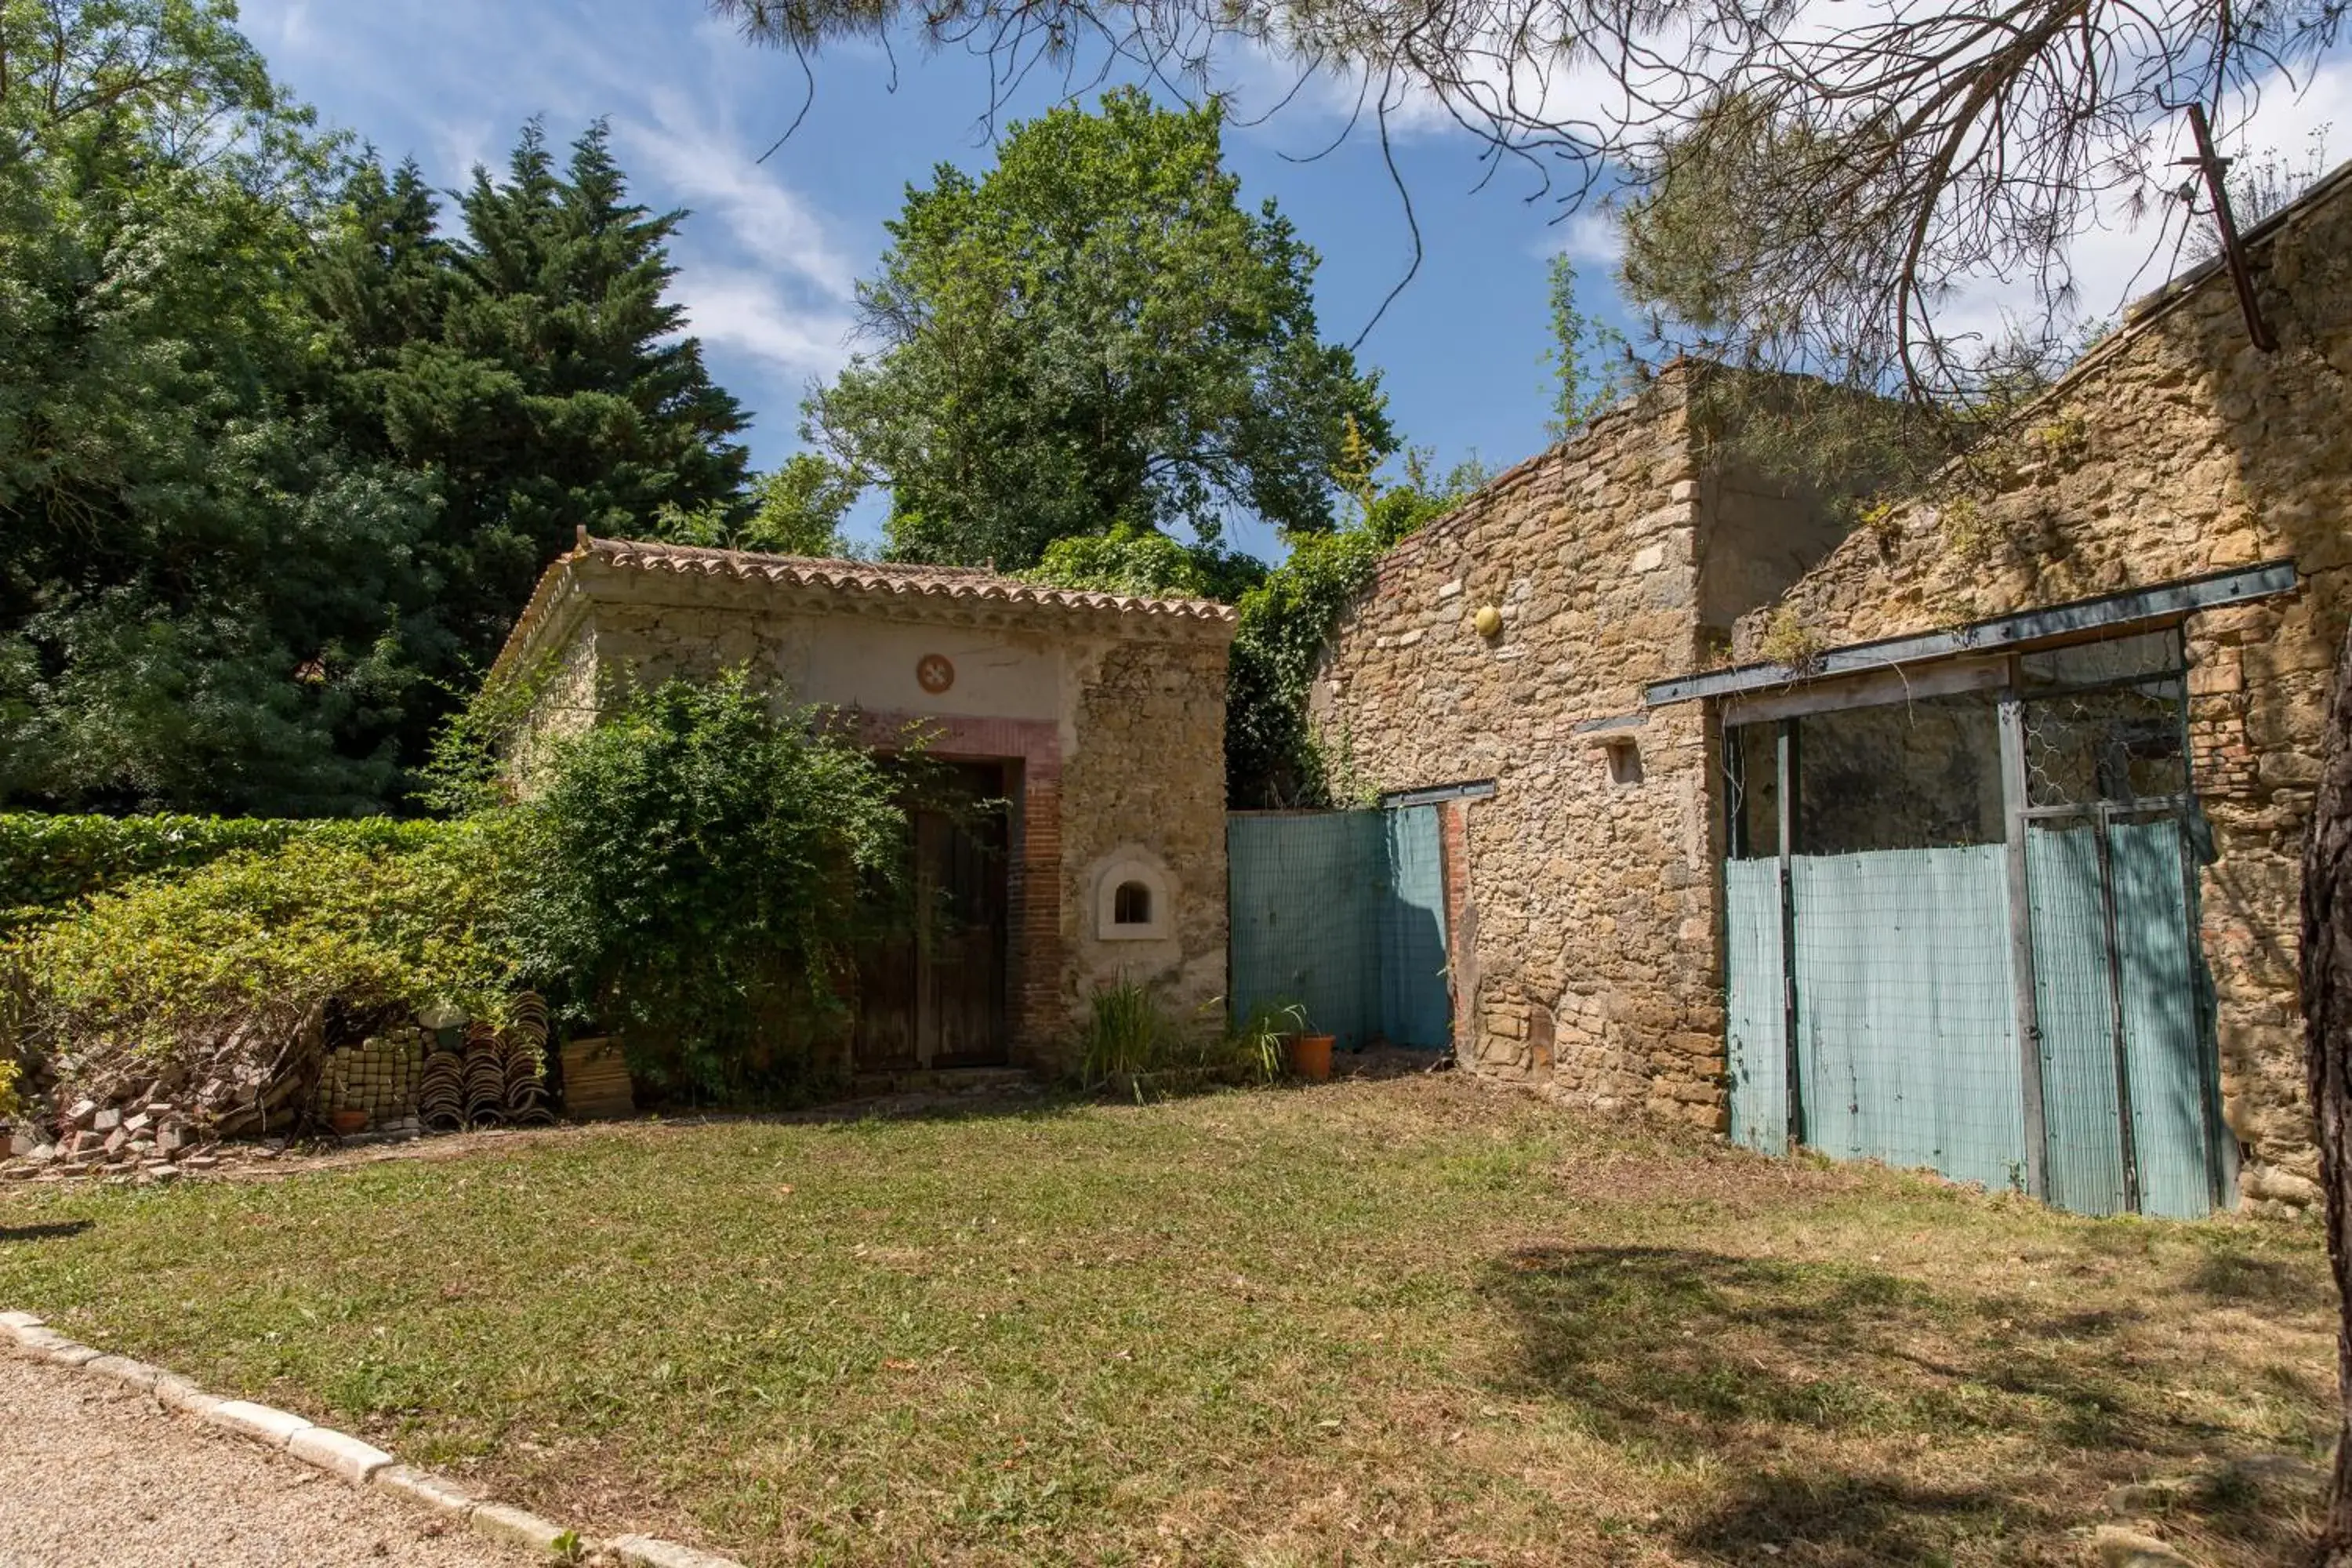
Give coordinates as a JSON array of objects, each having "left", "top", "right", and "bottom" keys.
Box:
[
  {"left": 1790, "top": 846, "right": 2028, "bottom": 1193},
  {"left": 1229, "top": 809, "right": 1451, "bottom": 1051},
  {"left": 1378, "top": 806, "right": 1452, "bottom": 1048},
  {"left": 2025, "top": 823, "right": 2129, "bottom": 1216},
  {"left": 2110, "top": 817, "right": 2227, "bottom": 1218},
  {"left": 1724, "top": 858, "right": 1789, "bottom": 1155}
]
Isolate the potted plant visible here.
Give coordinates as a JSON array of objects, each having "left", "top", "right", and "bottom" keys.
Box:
[{"left": 1283, "top": 1011, "right": 1337, "bottom": 1082}]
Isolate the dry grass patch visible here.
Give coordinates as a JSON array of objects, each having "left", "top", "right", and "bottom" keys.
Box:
[{"left": 0, "top": 1076, "right": 2332, "bottom": 1566}]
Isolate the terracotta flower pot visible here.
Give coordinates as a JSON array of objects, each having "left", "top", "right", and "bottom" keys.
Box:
[
  {"left": 330, "top": 1109, "right": 368, "bottom": 1135},
  {"left": 1285, "top": 1033, "right": 1336, "bottom": 1082}
]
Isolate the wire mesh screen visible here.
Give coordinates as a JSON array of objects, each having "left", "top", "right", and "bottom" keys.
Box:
[
  {"left": 1227, "top": 809, "right": 1453, "bottom": 1051},
  {"left": 1724, "top": 689, "right": 2024, "bottom": 1189},
  {"left": 1796, "top": 690, "right": 2005, "bottom": 852},
  {"left": 1790, "top": 845, "right": 2028, "bottom": 1191},
  {"left": 1726, "top": 722, "right": 1780, "bottom": 860}
]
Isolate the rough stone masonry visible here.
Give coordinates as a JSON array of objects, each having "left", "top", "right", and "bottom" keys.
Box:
[
  {"left": 1730, "top": 162, "right": 2352, "bottom": 1214},
  {"left": 1316, "top": 156, "right": 2352, "bottom": 1216},
  {"left": 1311, "top": 365, "right": 1858, "bottom": 1131}
]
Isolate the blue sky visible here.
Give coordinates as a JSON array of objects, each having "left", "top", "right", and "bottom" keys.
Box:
[
  {"left": 237, "top": 0, "right": 1623, "bottom": 559},
  {"left": 234, "top": 1, "right": 2347, "bottom": 559}
]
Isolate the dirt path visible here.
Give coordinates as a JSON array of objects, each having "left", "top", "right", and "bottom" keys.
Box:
[{"left": 0, "top": 1353, "right": 527, "bottom": 1568}]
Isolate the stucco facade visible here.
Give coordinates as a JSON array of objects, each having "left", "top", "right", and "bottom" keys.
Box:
[{"left": 494, "top": 537, "right": 1238, "bottom": 1074}]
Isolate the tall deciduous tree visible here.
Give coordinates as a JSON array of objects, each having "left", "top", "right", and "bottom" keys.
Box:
[{"left": 809, "top": 88, "right": 1393, "bottom": 570}]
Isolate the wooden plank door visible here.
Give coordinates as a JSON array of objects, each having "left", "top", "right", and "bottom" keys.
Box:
[
  {"left": 855, "top": 762, "right": 1008, "bottom": 1072},
  {"left": 919, "top": 788, "right": 1008, "bottom": 1067}
]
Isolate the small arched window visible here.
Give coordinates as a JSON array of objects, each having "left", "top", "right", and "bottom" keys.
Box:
[{"left": 1094, "top": 850, "right": 1173, "bottom": 941}]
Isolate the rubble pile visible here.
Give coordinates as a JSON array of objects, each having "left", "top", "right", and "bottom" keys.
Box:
[{"left": 2, "top": 994, "right": 561, "bottom": 1183}]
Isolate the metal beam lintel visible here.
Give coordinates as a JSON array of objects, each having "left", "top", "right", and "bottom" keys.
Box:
[
  {"left": 1380, "top": 779, "right": 1499, "bottom": 809},
  {"left": 1645, "top": 559, "right": 2297, "bottom": 708}
]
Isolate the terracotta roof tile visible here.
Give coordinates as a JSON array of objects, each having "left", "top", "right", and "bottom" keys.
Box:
[
  {"left": 490, "top": 532, "right": 1237, "bottom": 687},
  {"left": 580, "top": 535, "right": 1238, "bottom": 621}
]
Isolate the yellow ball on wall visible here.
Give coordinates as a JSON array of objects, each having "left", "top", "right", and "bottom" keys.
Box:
[{"left": 1473, "top": 605, "right": 1503, "bottom": 638}]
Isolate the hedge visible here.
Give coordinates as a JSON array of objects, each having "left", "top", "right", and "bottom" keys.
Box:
[{"left": 1, "top": 813, "right": 446, "bottom": 934}]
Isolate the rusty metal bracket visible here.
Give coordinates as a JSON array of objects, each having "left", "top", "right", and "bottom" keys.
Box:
[{"left": 2180, "top": 103, "right": 2279, "bottom": 353}]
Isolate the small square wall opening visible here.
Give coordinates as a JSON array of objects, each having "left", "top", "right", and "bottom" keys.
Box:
[{"left": 1605, "top": 738, "right": 1644, "bottom": 786}]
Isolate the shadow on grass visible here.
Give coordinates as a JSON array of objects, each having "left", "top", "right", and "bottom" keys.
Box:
[
  {"left": 1, "top": 1220, "right": 92, "bottom": 1243},
  {"left": 1479, "top": 1244, "right": 2297, "bottom": 1564}
]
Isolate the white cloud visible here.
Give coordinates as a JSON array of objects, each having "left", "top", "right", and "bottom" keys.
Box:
[
  {"left": 615, "top": 93, "right": 860, "bottom": 299},
  {"left": 1542, "top": 208, "right": 1624, "bottom": 264},
  {"left": 675, "top": 267, "right": 859, "bottom": 378}
]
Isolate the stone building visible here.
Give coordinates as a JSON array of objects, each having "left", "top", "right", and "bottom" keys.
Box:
[
  {"left": 492, "top": 536, "right": 1239, "bottom": 1078},
  {"left": 1308, "top": 366, "right": 1857, "bottom": 1127},
  {"left": 1314, "top": 159, "right": 2352, "bottom": 1216}
]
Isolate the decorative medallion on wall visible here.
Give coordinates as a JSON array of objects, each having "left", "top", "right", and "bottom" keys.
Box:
[{"left": 916, "top": 653, "right": 956, "bottom": 694}]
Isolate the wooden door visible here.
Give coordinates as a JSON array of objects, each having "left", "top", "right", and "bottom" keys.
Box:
[{"left": 854, "top": 762, "right": 1008, "bottom": 1072}]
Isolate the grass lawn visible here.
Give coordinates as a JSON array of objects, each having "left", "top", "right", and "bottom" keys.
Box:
[{"left": 0, "top": 1075, "right": 2335, "bottom": 1566}]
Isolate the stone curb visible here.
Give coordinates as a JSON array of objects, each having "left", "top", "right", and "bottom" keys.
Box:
[{"left": 2, "top": 1310, "right": 746, "bottom": 1568}]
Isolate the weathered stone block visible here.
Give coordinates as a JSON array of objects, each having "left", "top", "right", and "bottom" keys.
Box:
[
  {"left": 372, "top": 1464, "right": 480, "bottom": 1515},
  {"left": 205, "top": 1399, "right": 313, "bottom": 1446},
  {"left": 470, "top": 1503, "right": 572, "bottom": 1554},
  {"left": 288, "top": 1425, "right": 396, "bottom": 1484}
]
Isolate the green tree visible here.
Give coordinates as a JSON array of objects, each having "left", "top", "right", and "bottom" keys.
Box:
[
  {"left": 1543, "top": 256, "right": 1636, "bottom": 437},
  {"left": 0, "top": 0, "right": 438, "bottom": 814},
  {"left": 309, "top": 122, "right": 755, "bottom": 754},
  {"left": 809, "top": 88, "right": 1393, "bottom": 571},
  {"left": 1225, "top": 450, "right": 1485, "bottom": 807},
  {"left": 646, "top": 452, "right": 861, "bottom": 557}
]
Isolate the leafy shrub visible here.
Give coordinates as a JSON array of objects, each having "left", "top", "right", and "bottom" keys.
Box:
[
  {"left": 1, "top": 821, "right": 521, "bottom": 1078},
  {"left": 0, "top": 812, "right": 441, "bottom": 935},
  {"left": 1025, "top": 524, "right": 1267, "bottom": 602},
  {"left": 1076, "top": 978, "right": 1183, "bottom": 1086},
  {"left": 506, "top": 670, "right": 909, "bottom": 1105}
]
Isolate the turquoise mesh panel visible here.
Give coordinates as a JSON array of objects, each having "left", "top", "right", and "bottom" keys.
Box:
[{"left": 1724, "top": 858, "right": 1789, "bottom": 1155}]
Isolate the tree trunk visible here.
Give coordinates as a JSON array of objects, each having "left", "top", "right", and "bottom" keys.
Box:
[{"left": 2306, "top": 619, "right": 2352, "bottom": 1565}]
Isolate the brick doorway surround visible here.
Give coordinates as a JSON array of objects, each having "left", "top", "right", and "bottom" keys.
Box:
[{"left": 844, "top": 710, "right": 1065, "bottom": 1062}]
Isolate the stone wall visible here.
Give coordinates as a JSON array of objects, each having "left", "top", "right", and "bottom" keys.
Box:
[
  {"left": 1061, "top": 638, "right": 1233, "bottom": 1036},
  {"left": 1731, "top": 162, "right": 2352, "bottom": 1212},
  {"left": 1311, "top": 372, "right": 1857, "bottom": 1124}
]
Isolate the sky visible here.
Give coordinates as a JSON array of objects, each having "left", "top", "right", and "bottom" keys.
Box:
[{"left": 234, "top": 1, "right": 2350, "bottom": 559}]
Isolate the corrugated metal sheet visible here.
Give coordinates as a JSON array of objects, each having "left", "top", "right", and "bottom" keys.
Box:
[
  {"left": 1379, "top": 806, "right": 1453, "bottom": 1048},
  {"left": 2026, "top": 824, "right": 2131, "bottom": 1216},
  {"left": 1790, "top": 847, "right": 2028, "bottom": 1192},
  {"left": 2110, "top": 818, "right": 2224, "bottom": 1218},
  {"left": 1724, "top": 859, "right": 1789, "bottom": 1155}
]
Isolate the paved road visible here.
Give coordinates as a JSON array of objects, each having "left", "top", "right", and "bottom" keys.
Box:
[{"left": 0, "top": 1352, "right": 525, "bottom": 1568}]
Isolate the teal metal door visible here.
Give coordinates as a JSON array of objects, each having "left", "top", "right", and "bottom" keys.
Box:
[
  {"left": 1724, "top": 859, "right": 1789, "bottom": 1155},
  {"left": 1791, "top": 846, "right": 2028, "bottom": 1193},
  {"left": 2027, "top": 810, "right": 2227, "bottom": 1219},
  {"left": 1722, "top": 630, "right": 2227, "bottom": 1218},
  {"left": 1379, "top": 806, "right": 1452, "bottom": 1048}
]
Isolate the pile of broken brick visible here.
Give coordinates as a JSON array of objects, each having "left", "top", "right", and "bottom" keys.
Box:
[{"left": 5, "top": 1087, "right": 222, "bottom": 1184}]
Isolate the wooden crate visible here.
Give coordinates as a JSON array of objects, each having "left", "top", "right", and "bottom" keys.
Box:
[{"left": 559, "top": 1036, "right": 633, "bottom": 1120}]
